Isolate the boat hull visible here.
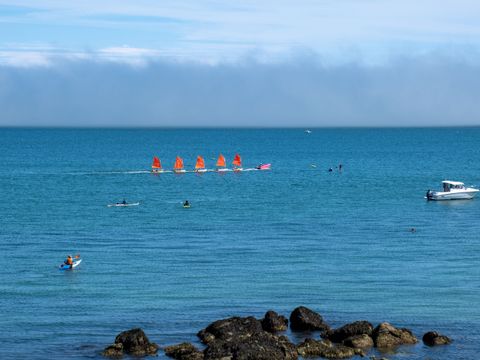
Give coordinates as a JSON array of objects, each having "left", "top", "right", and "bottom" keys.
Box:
[{"left": 427, "top": 189, "right": 479, "bottom": 200}]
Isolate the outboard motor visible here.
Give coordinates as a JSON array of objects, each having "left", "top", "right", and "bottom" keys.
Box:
[{"left": 426, "top": 190, "right": 433, "bottom": 201}]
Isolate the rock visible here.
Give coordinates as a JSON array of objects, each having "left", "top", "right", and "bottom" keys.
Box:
[
  {"left": 343, "top": 334, "right": 374, "bottom": 349},
  {"left": 326, "top": 321, "right": 373, "bottom": 343},
  {"left": 372, "top": 322, "right": 417, "bottom": 348},
  {"left": 262, "top": 310, "right": 288, "bottom": 332},
  {"left": 289, "top": 306, "right": 330, "bottom": 332},
  {"left": 204, "top": 332, "right": 297, "bottom": 360},
  {"left": 164, "top": 342, "right": 204, "bottom": 360},
  {"left": 198, "top": 315, "right": 297, "bottom": 360},
  {"left": 422, "top": 331, "right": 452, "bottom": 346},
  {"left": 296, "top": 338, "right": 356, "bottom": 359},
  {"left": 101, "top": 343, "right": 123, "bottom": 357},
  {"left": 197, "top": 316, "right": 263, "bottom": 344},
  {"left": 102, "top": 328, "right": 159, "bottom": 357}
]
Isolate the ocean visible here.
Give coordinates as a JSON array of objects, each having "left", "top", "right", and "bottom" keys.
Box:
[{"left": 0, "top": 128, "right": 479, "bottom": 359}]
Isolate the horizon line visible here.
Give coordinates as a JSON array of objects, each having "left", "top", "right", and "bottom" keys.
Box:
[{"left": 1, "top": 125, "right": 480, "bottom": 130}]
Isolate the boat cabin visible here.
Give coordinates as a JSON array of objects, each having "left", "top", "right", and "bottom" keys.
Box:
[{"left": 442, "top": 180, "right": 465, "bottom": 192}]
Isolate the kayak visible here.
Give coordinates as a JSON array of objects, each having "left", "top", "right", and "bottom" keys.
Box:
[
  {"left": 107, "top": 202, "right": 140, "bottom": 207},
  {"left": 59, "top": 259, "right": 82, "bottom": 271},
  {"left": 183, "top": 204, "right": 191, "bottom": 208}
]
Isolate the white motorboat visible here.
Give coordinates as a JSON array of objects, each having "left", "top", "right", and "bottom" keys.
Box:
[{"left": 426, "top": 180, "right": 479, "bottom": 201}]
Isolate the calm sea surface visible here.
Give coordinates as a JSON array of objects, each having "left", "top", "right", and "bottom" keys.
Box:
[{"left": 1, "top": 128, "right": 479, "bottom": 359}]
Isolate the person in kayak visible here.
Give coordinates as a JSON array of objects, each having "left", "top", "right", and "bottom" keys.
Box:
[
  {"left": 122, "top": 199, "right": 127, "bottom": 205},
  {"left": 64, "top": 255, "right": 73, "bottom": 268},
  {"left": 183, "top": 200, "right": 190, "bottom": 207}
]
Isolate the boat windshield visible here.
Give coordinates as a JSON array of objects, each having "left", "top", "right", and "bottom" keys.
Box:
[{"left": 444, "top": 183, "right": 465, "bottom": 191}]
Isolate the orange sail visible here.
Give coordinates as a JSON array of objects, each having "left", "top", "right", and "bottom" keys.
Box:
[
  {"left": 216, "top": 154, "right": 226, "bottom": 167},
  {"left": 195, "top": 155, "right": 205, "bottom": 169},
  {"left": 152, "top": 156, "right": 161, "bottom": 169},
  {"left": 233, "top": 154, "right": 242, "bottom": 167},
  {"left": 174, "top": 156, "right": 184, "bottom": 170}
]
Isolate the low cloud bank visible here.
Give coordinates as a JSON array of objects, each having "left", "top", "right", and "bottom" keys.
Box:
[{"left": 1, "top": 53, "right": 479, "bottom": 127}]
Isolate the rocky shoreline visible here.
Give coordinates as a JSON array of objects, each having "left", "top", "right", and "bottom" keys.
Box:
[{"left": 102, "top": 306, "right": 451, "bottom": 359}]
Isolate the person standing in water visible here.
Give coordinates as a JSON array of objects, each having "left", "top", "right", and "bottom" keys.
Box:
[{"left": 339, "top": 164, "right": 343, "bottom": 172}]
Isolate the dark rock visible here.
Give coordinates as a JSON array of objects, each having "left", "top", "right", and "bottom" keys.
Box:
[
  {"left": 296, "top": 338, "right": 356, "bottom": 359},
  {"left": 289, "top": 306, "right": 330, "bottom": 332},
  {"left": 197, "top": 316, "right": 263, "bottom": 344},
  {"left": 326, "top": 321, "right": 373, "bottom": 343},
  {"left": 262, "top": 310, "right": 288, "bottom": 333},
  {"left": 422, "top": 331, "right": 452, "bottom": 346},
  {"left": 204, "top": 332, "right": 297, "bottom": 360},
  {"left": 164, "top": 342, "right": 204, "bottom": 360},
  {"left": 101, "top": 343, "right": 123, "bottom": 358},
  {"left": 372, "top": 322, "right": 417, "bottom": 348},
  {"left": 343, "top": 334, "right": 374, "bottom": 349},
  {"left": 102, "top": 328, "right": 159, "bottom": 357}
]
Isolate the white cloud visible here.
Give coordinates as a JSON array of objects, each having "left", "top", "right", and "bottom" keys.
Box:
[
  {"left": 0, "top": 50, "right": 52, "bottom": 67},
  {"left": 2, "top": 1, "right": 480, "bottom": 68},
  {"left": 96, "top": 46, "right": 162, "bottom": 67}
]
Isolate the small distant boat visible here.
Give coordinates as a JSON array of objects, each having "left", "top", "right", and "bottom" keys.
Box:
[
  {"left": 305, "top": 129, "right": 312, "bottom": 134},
  {"left": 216, "top": 154, "right": 228, "bottom": 172},
  {"left": 151, "top": 156, "right": 163, "bottom": 173},
  {"left": 232, "top": 154, "right": 243, "bottom": 172},
  {"left": 426, "top": 180, "right": 479, "bottom": 201},
  {"left": 173, "top": 156, "right": 186, "bottom": 173},
  {"left": 107, "top": 202, "right": 140, "bottom": 207},
  {"left": 194, "top": 155, "right": 207, "bottom": 172},
  {"left": 255, "top": 163, "right": 271, "bottom": 170}
]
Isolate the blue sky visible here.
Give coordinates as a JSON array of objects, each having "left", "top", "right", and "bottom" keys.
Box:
[{"left": 1, "top": 1, "right": 480, "bottom": 126}]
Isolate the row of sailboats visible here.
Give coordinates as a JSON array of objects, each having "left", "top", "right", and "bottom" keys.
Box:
[{"left": 151, "top": 154, "right": 270, "bottom": 173}]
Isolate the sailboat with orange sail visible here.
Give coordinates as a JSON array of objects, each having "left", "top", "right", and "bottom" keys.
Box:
[
  {"left": 232, "top": 153, "right": 243, "bottom": 171},
  {"left": 151, "top": 156, "right": 163, "bottom": 173},
  {"left": 194, "top": 155, "right": 207, "bottom": 172},
  {"left": 173, "top": 156, "right": 186, "bottom": 173},
  {"left": 216, "top": 154, "right": 228, "bottom": 172}
]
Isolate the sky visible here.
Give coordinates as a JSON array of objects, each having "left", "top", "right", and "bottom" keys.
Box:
[{"left": 1, "top": 0, "right": 480, "bottom": 127}]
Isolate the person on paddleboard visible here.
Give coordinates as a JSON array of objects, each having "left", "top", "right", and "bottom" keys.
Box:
[{"left": 64, "top": 255, "right": 73, "bottom": 269}]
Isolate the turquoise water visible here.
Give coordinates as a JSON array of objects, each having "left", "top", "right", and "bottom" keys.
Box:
[{"left": 1, "top": 128, "right": 479, "bottom": 359}]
